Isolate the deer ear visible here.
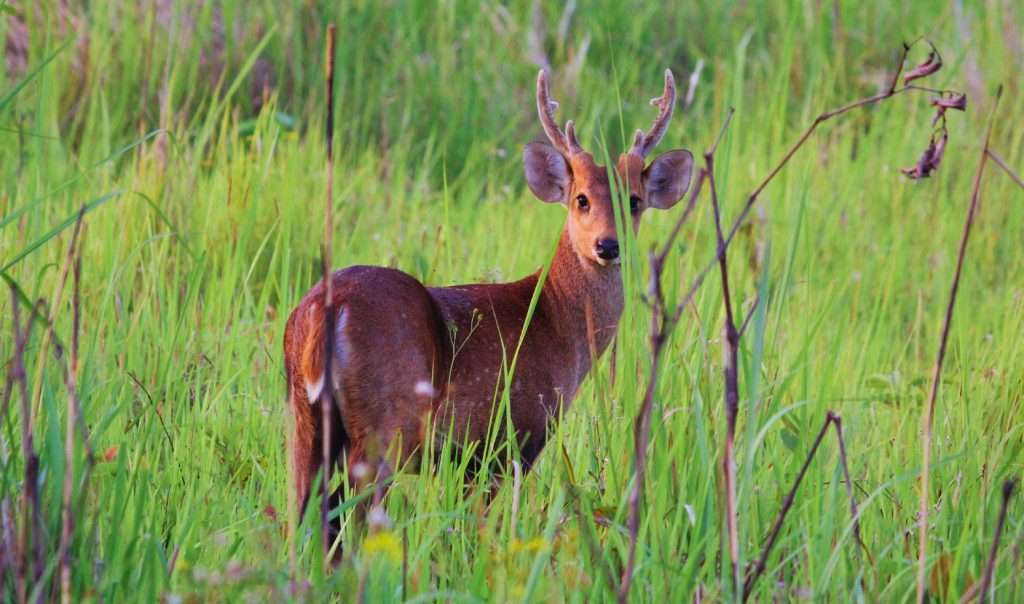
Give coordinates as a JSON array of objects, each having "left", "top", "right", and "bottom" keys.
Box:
[
  {"left": 524, "top": 142, "right": 571, "bottom": 203},
  {"left": 643, "top": 149, "right": 694, "bottom": 209}
]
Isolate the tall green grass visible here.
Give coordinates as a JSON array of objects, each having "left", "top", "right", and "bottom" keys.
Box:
[{"left": 2, "top": 1, "right": 1023, "bottom": 601}]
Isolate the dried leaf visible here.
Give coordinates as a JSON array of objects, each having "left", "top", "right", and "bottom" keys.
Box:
[
  {"left": 901, "top": 131, "right": 949, "bottom": 180},
  {"left": 931, "top": 93, "right": 967, "bottom": 111},
  {"left": 904, "top": 49, "right": 942, "bottom": 84}
]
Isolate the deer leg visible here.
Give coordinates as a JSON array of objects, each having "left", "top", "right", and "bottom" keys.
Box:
[{"left": 291, "top": 393, "right": 348, "bottom": 554}]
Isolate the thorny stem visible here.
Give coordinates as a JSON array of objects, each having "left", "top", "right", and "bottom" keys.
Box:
[{"left": 916, "top": 86, "right": 1002, "bottom": 604}]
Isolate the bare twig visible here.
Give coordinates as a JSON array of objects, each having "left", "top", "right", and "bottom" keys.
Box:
[
  {"left": 60, "top": 208, "right": 86, "bottom": 604},
  {"left": 320, "top": 23, "right": 339, "bottom": 561},
  {"left": 618, "top": 111, "right": 734, "bottom": 604},
  {"left": 975, "top": 478, "right": 1018, "bottom": 602},
  {"left": 623, "top": 40, "right": 954, "bottom": 603},
  {"left": 830, "top": 413, "right": 865, "bottom": 551},
  {"left": 743, "top": 412, "right": 863, "bottom": 600},
  {"left": 704, "top": 110, "right": 743, "bottom": 592},
  {"left": 626, "top": 41, "right": 953, "bottom": 602},
  {"left": 736, "top": 294, "right": 761, "bottom": 340},
  {"left": 617, "top": 262, "right": 670, "bottom": 603},
  {"left": 10, "top": 287, "right": 44, "bottom": 604},
  {"left": 663, "top": 43, "right": 963, "bottom": 336},
  {"left": 986, "top": 150, "right": 1024, "bottom": 191},
  {"left": 917, "top": 86, "right": 1002, "bottom": 604}
]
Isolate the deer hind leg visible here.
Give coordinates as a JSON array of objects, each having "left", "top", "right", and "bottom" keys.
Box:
[
  {"left": 289, "top": 391, "right": 349, "bottom": 543},
  {"left": 288, "top": 308, "right": 351, "bottom": 555}
]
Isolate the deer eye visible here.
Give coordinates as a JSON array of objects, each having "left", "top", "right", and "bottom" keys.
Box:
[
  {"left": 576, "top": 194, "right": 589, "bottom": 211},
  {"left": 629, "top": 194, "right": 641, "bottom": 214}
]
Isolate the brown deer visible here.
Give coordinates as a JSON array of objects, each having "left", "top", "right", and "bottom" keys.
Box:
[{"left": 284, "top": 69, "right": 693, "bottom": 537}]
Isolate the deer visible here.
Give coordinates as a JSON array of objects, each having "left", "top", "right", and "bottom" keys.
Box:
[{"left": 284, "top": 68, "right": 693, "bottom": 543}]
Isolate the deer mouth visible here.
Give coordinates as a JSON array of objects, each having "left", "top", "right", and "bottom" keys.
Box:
[{"left": 594, "top": 256, "right": 621, "bottom": 267}]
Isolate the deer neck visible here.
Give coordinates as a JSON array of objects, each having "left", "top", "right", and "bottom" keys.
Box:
[{"left": 540, "top": 226, "right": 624, "bottom": 375}]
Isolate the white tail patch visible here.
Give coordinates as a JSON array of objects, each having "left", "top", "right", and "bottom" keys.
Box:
[
  {"left": 303, "top": 306, "right": 349, "bottom": 406},
  {"left": 305, "top": 374, "right": 324, "bottom": 405}
]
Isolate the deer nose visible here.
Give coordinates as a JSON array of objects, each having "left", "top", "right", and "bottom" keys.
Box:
[{"left": 595, "top": 238, "right": 619, "bottom": 261}]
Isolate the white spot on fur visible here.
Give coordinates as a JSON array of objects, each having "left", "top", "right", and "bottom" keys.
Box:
[
  {"left": 415, "top": 380, "right": 437, "bottom": 397},
  {"left": 368, "top": 505, "right": 392, "bottom": 530},
  {"left": 331, "top": 307, "right": 349, "bottom": 392},
  {"left": 351, "top": 462, "right": 370, "bottom": 479}
]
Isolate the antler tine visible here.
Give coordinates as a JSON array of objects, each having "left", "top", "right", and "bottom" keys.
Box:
[
  {"left": 629, "top": 68, "right": 677, "bottom": 159},
  {"left": 564, "top": 120, "right": 583, "bottom": 155},
  {"left": 536, "top": 70, "right": 582, "bottom": 156}
]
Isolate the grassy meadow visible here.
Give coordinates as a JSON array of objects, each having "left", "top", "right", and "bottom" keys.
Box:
[{"left": 2, "top": 1, "right": 1024, "bottom": 601}]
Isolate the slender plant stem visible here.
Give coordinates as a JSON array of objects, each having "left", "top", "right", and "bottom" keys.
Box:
[
  {"left": 744, "top": 414, "right": 833, "bottom": 599},
  {"left": 975, "top": 479, "right": 1018, "bottom": 602},
  {"left": 320, "top": 23, "right": 338, "bottom": 561},
  {"left": 986, "top": 150, "right": 1024, "bottom": 191},
  {"left": 60, "top": 209, "right": 86, "bottom": 604},
  {"left": 743, "top": 412, "right": 862, "bottom": 600},
  {"left": 916, "top": 87, "right": 1002, "bottom": 604},
  {"left": 663, "top": 77, "right": 960, "bottom": 334},
  {"left": 830, "top": 412, "right": 865, "bottom": 552},
  {"left": 10, "top": 288, "right": 44, "bottom": 604},
  {"left": 618, "top": 291, "right": 667, "bottom": 604},
  {"left": 706, "top": 140, "right": 742, "bottom": 594},
  {"left": 619, "top": 108, "right": 736, "bottom": 603}
]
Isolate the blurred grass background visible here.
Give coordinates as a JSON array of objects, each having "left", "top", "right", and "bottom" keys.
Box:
[{"left": 1, "top": 0, "right": 1023, "bottom": 601}]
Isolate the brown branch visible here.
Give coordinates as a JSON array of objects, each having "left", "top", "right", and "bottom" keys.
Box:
[
  {"left": 618, "top": 111, "right": 735, "bottom": 604},
  {"left": 736, "top": 294, "right": 761, "bottom": 340},
  {"left": 619, "top": 40, "right": 952, "bottom": 603},
  {"left": 664, "top": 46, "right": 963, "bottom": 336},
  {"left": 320, "top": 23, "right": 339, "bottom": 561},
  {"left": 60, "top": 207, "right": 87, "bottom": 604},
  {"left": 986, "top": 150, "right": 1024, "bottom": 191},
  {"left": 975, "top": 478, "right": 1018, "bottom": 602},
  {"left": 8, "top": 230, "right": 96, "bottom": 603},
  {"left": 830, "top": 413, "right": 865, "bottom": 552},
  {"left": 916, "top": 86, "right": 1002, "bottom": 604},
  {"left": 743, "top": 411, "right": 863, "bottom": 600},
  {"left": 705, "top": 124, "right": 742, "bottom": 592},
  {"left": 618, "top": 259, "right": 669, "bottom": 603},
  {"left": 9, "top": 287, "right": 44, "bottom": 604}
]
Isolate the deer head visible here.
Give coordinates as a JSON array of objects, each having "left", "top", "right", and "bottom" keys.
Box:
[{"left": 523, "top": 69, "right": 694, "bottom": 267}]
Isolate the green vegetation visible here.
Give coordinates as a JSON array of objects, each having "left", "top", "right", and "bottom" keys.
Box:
[{"left": 2, "top": 1, "right": 1022, "bottom": 601}]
